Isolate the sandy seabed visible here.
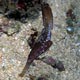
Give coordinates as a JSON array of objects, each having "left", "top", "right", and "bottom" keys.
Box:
[{"left": 0, "top": 0, "right": 80, "bottom": 80}]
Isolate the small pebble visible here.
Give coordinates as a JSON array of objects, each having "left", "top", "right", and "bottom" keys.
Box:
[
  {"left": 2, "top": 48, "right": 6, "bottom": 53},
  {"left": 37, "top": 76, "right": 47, "bottom": 80},
  {"left": 66, "top": 26, "right": 74, "bottom": 34}
]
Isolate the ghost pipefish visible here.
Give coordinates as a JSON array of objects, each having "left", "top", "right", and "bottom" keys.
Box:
[{"left": 19, "top": 1, "right": 53, "bottom": 77}]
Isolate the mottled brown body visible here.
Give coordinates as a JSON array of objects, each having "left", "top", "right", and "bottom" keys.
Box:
[{"left": 19, "top": 1, "right": 53, "bottom": 77}]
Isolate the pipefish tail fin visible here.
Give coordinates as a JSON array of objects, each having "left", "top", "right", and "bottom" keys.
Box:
[{"left": 19, "top": 63, "right": 30, "bottom": 77}]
